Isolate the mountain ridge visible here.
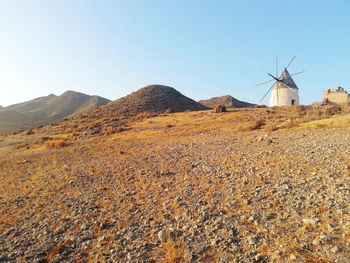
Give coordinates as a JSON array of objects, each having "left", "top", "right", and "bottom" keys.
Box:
[
  {"left": 97, "top": 84, "right": 209, "bottom": 118},
  {"left": 199, "top": 95, "right": 254, "bottom": 108},
  {"left": 0, "top": 91, "right": 110, "bottom": 134}
]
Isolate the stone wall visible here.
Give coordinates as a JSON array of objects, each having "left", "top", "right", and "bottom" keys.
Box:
[{"left": 323, "top": 87, "right": 350, "bottom": 104}]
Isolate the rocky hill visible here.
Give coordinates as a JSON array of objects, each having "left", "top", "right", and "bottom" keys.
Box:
[
  {"left": 199, "top": 95, "right": 254, "bottom": 108},
  {"left": 0, "top": 91, "right": 110, "bottom": 134},
  {"left": 68, "top": 85, "right": 209, "bottom": 135},
  {"left": 103, "top": 85, "right": 209, "bottom": 117}
]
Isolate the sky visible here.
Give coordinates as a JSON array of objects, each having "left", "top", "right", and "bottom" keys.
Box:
[{"left": 1, "top": 0, "right": 350, "bottom": 106}]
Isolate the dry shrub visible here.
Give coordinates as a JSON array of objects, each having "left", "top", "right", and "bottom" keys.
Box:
[
  {"left": 46, "top": 240, "right": 72, "bottom": 261},
  {"left": 44, "top": 139, "right": 69, "bottom": 149},
  {"left": 68, "top": 131, "right": 81, "bottom": 137},
  {"left": 325, "top": 104, "right": 342, "bottom": 116},
  {"left": 163, "top": 238, "right": 189, "bottom": 263},
  {"left": 252, "top": 119, "right": 265, "bottom": 129},
  {"left": 100, "top": 126, "right": 127, "bottom": 135},
  {"left": 136, "top": 112, "right": 152, "bottom": 119},
  {"left": 214, "top": 105, "right": 227, "bottom": 113},
  {"left": 164, "top": 108, "right": 173, "bottom": 114},
  {"left": 291, "top": 105, "right": 308, "bottom": 118},
  {"left": 263, "top": 121, "right": 280, "bottom": 131},
  {"left": 239, "top": 119, "right": 265, "bottom": 131}
]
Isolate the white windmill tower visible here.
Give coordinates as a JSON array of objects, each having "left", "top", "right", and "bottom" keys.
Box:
[{"left": 256, "top": 56, "right": 305, "bottom": 106}]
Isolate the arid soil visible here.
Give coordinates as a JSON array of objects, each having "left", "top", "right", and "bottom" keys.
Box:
[{"left": 1, "top": 108, "right": 350, "bottom": 263}]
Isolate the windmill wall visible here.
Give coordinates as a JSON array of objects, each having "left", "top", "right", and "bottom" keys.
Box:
[
  {"left": 323, "top": 87, "right": 350, "bottom": 104},
  {"left": 269, "top": 84, "right": 299, "bottom": 106}
]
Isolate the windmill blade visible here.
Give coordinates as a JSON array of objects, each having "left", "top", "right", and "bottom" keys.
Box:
[
  {"left": 259, "top": 67, "right": 271, "bottom": 75},
  {"left": 253, "top": 78, "right": 274, "bottom": 87},
  {"left": 276, "top": 55, "right": 278, "bottom": 77},
  {"left": 259, "top": 82, "right": 275, "bottom": 103},
  {"left": 286, "top": 56, "right": 296, "bottom": 69},
  {"left": 268, "top": 73, "right": 279, "bottom": 81},
  {"left": 291, "top": 70, "right": 305, "bottom": 76}
]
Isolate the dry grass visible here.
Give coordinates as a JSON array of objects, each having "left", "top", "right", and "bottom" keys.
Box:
[
  {"left": 162, "top": 237, "right": 189, "bottom": 263},
  {"left": 299, "top": 116, "right": 350, "bottom": 129},
  {"left": 108, "top": 105, "right": 350, "bottom": 143},
  {"left": 44, "top": 139, "right": 69, "bottom": 149}
]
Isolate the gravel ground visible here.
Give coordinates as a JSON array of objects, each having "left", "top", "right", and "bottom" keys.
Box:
[{"left": 1, "top": 124, "right": 350, "bottom": 263}]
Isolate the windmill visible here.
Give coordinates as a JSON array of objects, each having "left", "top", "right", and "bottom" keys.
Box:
[{"left": 255, "top": 56, "right": 305, "bottom": 106}]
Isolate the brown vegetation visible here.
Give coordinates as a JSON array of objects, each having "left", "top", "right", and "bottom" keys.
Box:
[{"left": 44, "top": 139, "right": 69, "bottom": 148}]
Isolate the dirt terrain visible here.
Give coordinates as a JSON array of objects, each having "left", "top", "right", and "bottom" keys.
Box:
[{"left": 1, "top": 106, "right": 350, "bottom": 263}]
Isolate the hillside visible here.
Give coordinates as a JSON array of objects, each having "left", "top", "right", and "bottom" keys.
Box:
[
  {"left": 103, "top": 84, "right": 209, "bottom": 116},
  {"left": 65, "top": 85, "right": 210, "bottom": 136},
  {"left": 1, "top": 105, "right": 350, "bottom": 262},
  {"left": 0, "top": 91, "right": 110, "bottom": 134},
  {"left": 199, "top": 95, "right": 255, "bottom": 108}
]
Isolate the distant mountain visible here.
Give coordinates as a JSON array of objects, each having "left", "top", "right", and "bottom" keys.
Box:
[
  {"left": 199, "top": 95, "right": 255, "bottom": 109},
  {"left": 0, "top": 91, "right": 110, "bottom": 134},
  {"left": 101, "top": 85, "right": 209, "bottom": 117}
]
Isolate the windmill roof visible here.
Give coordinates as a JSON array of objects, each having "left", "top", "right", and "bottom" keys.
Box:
[{"left": 277, "top": 68, "right": 298, "bottom": 89}]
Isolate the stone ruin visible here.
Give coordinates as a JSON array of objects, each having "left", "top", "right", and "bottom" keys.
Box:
[{"left": 323, "top": 86, "right": 350, "bottom": 104}]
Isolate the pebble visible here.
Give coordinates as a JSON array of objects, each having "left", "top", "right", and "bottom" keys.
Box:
[{"left": 158, "top": 230, "right": 167, "bottom": 242}]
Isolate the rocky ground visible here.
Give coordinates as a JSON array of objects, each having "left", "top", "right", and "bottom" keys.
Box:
[{"left": 1, "top": 109, "right": 350, "bottom": 263}]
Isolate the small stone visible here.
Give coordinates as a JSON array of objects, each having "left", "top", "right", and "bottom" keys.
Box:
[
  {"left": 289, "top": 254, "right": 297, "bottom": 260},
  {"left": 0, "top": 254, "right": 9, "bottom": 263},
  {"left": 127, "top": 252, "right": 134, "bottom": 260},
  {"left": 249, "top": 238, "right": 257, "bottom": 245},
  {"left": 158, "top": 230, "right": 167, "bottom": 242},
  {"left": 330, "top": 246, "right": 341, "bottom": 253},
  {"left": 229, "top": 227, "right": 238, "bottom": 236},
  {"left": 320, "top": 234, "right": 334, "bottom": 242},
  {"left": 302, "top": 218, "right": 317, "bottom": 225}
]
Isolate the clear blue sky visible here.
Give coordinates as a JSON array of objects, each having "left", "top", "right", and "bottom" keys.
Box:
[{"left": 1, "top": 0, "right": 350, "bottom": 106}]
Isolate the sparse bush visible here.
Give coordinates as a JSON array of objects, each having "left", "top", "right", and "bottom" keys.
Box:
[
  {"left": 240, "top": 119, "right": 266, "bottom": 131},
  {"left": 41, "top": 136, "right": 52, "bottom": 142},
  {"left": 26, "top": 129, "right": 35, "bottom": 135},
  {"left": 44, "top": 139, "right": 69, "bottom": 149},
  {"left": 101, "top": 126, "right": 126, "bottom": 135},
  {"left": 263, "top": 121, "right": 279, "bottom": 131},
  {"left": 325, "top": 104, "right": 342, "bottom": 116},
  {"left": 136, "top": 112, "right": 152, "bottom": 119},
  {"left": 252, "top": 119, "right": 265, "bottom": 129}
]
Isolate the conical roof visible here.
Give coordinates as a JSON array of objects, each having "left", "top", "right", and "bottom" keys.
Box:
[{"left": 276, "top": 68, "right": 298, "bottom": 89}]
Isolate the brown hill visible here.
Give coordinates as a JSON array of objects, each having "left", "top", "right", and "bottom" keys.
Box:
[
  {"left": 0, "top": 91, "right": 110, "bottom": 134},
  {"left": 199, "top": 95, "right": 254, "bottom": 108},
  {"left": 102, "top": 85, "right": 209, "bottom": 117}
]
